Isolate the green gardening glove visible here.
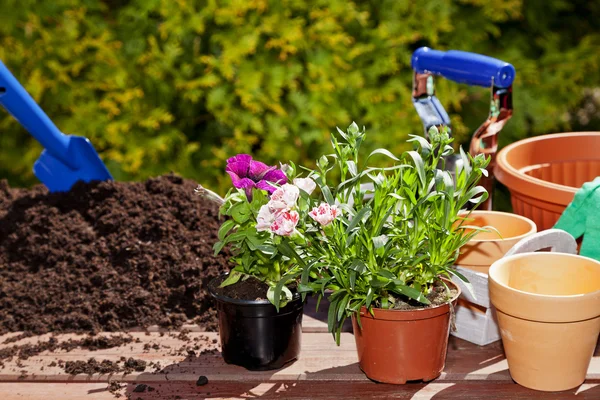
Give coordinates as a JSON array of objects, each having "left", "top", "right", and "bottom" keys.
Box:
[{"left": 554, "top": 177, "right": 600, "bottom": 261}]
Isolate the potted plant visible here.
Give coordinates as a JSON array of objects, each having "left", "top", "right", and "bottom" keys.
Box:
[
  {"left": 201, "top": 155, "right": 311, "bottom": 371},
  {"left": 285, "top": 123, "right": 489, "bottom": 383}
]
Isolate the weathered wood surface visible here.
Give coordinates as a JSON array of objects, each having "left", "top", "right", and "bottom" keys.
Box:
[
  {"left": 1, "top": 381, "right": 600, "bottom": 400},
  {"left": 1, "top": 331, "right": 599, "bottom": 399},
  {"left": 1, "top": 298, "right": 598, "bottom": 399}
]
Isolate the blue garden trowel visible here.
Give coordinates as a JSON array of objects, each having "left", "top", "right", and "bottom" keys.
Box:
[{"left": 0, "top": 61, "right": 112, "bottom": 192}]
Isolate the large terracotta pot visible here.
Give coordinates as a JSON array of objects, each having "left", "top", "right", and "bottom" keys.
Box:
[
  {"left": 494, "top": 132, "right": 600, "bottom": 231},
  {"left": 489, "top": 230, "right": 600, "bottom": 391},
  {"left": 456, "top": 211, "right": 536, "bottom": 274},
  {"left": 351, "top": 279, "right": 460, "bottom": 384}
]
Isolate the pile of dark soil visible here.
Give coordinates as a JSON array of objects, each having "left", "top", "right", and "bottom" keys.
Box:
[{"left": 0, "top": 174, "right": 231, "bottom": 335}]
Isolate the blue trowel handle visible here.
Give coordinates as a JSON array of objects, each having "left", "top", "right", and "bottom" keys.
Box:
[
  {"left": 411, "top": 47, "right": 515, "bottom": 88},
  {"left": 0, "top": 61, "right": 74, "bottom": 168}
]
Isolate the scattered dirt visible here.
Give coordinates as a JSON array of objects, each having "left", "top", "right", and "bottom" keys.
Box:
[
  {"left": 0, "top": 174, "right": 231, "bottom": 335},
  {"left": 196, "top": 375, "right": 208, "bottom": 386},
  {"left": 64, "top": 358, "right": 122, "bottom": 375},
  {"left": 0, "top": 335, "right": 135, "bottom": 365},
  {"left": 108, "top": 381, "right": 124, "bottom": 398},
  {"left": 385, "top": 280, "right": 459, "bottom": 310},
  {"left": 62, "top": 357, "right": 147, "bottom": 375},
  {"left": 1, "top": 332, "right": 34, "bottom": 344},
  {"left": 132, "top": 383, "right": 155, "bottom": 393}
]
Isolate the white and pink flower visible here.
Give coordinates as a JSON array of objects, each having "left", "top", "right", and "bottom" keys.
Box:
[
  {"left": 269, "top": 183, "right": 299, "bottom": 212},
  {"left": 293, "top": 177, "right": 316, "bottom": 195},
  {"left": 270, "top": 210, "right": 299, "bottom": 236},
  {"left": 309, "top": 203, "right": 339, "bottom": 226},
  {"left": 256, "top": 204, "right": 275, "bottom": 232}
]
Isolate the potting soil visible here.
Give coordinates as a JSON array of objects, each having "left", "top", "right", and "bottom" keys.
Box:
[{"left": 0, "top": 174, "right": 231, "bottom": 335}]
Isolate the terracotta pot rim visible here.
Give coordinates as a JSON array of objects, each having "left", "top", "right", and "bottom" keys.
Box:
[
  {"left": 495, "top": 132, "right": 600, "bottom": 204},
  {"left": 358, "top": 279, "right": 460, "bottom": 320},
  {"left": 459, "top": 211, "right": 536, "bottom": 243},
  {"left": 489, "top": 252, "right": 600, "bottom": 299}
]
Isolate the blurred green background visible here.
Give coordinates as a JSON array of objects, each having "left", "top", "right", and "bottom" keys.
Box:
[{"left": 1, "top": 0, "right": 600, "bottom": 203}]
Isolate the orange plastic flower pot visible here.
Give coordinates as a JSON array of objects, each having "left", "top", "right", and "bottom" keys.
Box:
[
  {"left": 494, "top": 132, "right": 600, "bottom": 230},
  {"left": 351, "top": 279, "right": 460, "bottom": 384}
]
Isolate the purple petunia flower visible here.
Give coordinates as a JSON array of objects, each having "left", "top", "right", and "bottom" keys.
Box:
[{"left": 226, "top": 154, "right": 287, "bottom": 199}]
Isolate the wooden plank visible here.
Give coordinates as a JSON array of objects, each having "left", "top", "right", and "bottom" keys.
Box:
[
  {"left": 1, "top": 380, "right": 600, "bottom": 400},
  {"left": 1, "top": 332, "right": 599, "bottom": 383},
  {"left": 0, "top": 383, "right": 116, "bottom": 399}
]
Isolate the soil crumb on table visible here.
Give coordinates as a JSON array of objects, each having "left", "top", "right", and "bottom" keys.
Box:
[
  {"left": 0, "top": 174, "right": 231, "bottom": 335},
  {"left": 63, "top": 357, "right": 147, "bottom": 375}
]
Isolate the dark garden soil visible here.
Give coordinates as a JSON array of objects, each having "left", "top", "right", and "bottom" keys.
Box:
[
  {"left": 210, "top": 275, "right": 299, "bottom": 301},
  {"left": 384, "top": 279, "right": 459, "bottom": 311},
  {"left": 0, "top": 174, "right": 231, "bottom": 335},
  {"left": 210, "top": 275, "right": 271, "bottom": 301}
]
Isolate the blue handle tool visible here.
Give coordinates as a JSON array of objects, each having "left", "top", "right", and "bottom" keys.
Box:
[
  {"left": 0, "top": 61, "right": 112, "bottom": 192},
  {"left": 411, "top": 47, "right": 515, "bottom": 88}
]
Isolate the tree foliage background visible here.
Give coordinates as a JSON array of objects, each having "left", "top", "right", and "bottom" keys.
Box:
[{"left": 1, "top": 0, "right": 600, "bottom": 198}]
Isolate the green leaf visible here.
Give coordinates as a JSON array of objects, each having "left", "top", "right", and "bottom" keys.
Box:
[
  {"left": 372, "top": 234, "right": 388, "bottom": 249},
  {"left": 230, "top": 202, "right": 251, "bottom": 224},
  {"left": 346, "top": 206, "right": 371, "bottom": 234},
  {"left": 337, "top": 294, "right": 350, "bottom": 321},
  {"left": 298, "top": 283, "right": 314, "bottom": 293},
  {"left": 407, "top": 135, "right": 432, "bottom": 152},
  {"left": 370, "top": 276, "right": 390, "bottom": 288},
  {"left": 406, "top": 150, "right": 426, "bottom": 189},
  {"left": 219, "top": 271, "right": 242, "bottom": 288},
  {"left": 365, "top": 287, "right": 374, "bottom": 309},
  {"left": 313, "top": 174, "right": 335, "bottom": 205},
  {"left": 213, "top": 241, "right": 225, "bottom": 255},
  {"left": 448, "top": 268, "right": 475, "bottom": 300},
  {"left": 349, "top": 270, "right": 356, "bottom": 290},
  {"left": 347, "top": 160, "right": 357, "bottom": 177},
  {"left": 277, "top": 241, "right": 306, "bottom": 267},
  {"left": 256, "top": 245, "right": 277, "bottom": 255},
  {"left": 389, "top": 282, "right": 431, "bottom": 304},
  {"left": 327, "top": 296, "right": 339, "bottom": 333},
  {"left": 367, "top": 148, "right": 400, "bottom": 162},
  {"left": 377, "top": 270, "right": 395, "bottom": 279},
  {"left": 218, "top": 220, "right": 235, "bottom": 241},
  {"left": 348, "top": 259, "right": 367, "bottom": 273}
]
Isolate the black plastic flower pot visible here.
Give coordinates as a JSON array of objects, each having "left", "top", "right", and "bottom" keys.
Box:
[{"left": 208, "top": 277, "right": 304, "bottom": 371}]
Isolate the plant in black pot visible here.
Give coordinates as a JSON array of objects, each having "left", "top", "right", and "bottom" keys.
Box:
[{"left": 201, "top": 154, "right": 314, "bottom": 371}]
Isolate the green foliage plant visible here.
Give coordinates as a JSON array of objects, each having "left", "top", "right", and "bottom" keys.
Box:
[{"left": 287, "top": 123, "right": 490, "bottom": 344}]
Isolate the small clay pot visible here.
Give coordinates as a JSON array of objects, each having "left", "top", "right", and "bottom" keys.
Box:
[
  {"left": 456, "top": 211, "right": 536, "bottom": 274},
  {"left": 494, "top": 132, "right": 600, "bottom": 230},
  {"left": 208, "top": 277, "right": 304, "bottom": 371},
  {"left": 351, "top": 279, "right": 460, "bottom": 384},
  {"left": 489, "top": 251, "right": 600, "bottom": 391}
]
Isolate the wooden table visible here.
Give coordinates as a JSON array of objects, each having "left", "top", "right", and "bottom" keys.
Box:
[{"left": 1, "top": 303, "right": 599, "bottom": 400}]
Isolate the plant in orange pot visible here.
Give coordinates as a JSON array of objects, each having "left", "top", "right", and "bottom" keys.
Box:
[{"left": 289, "top": 124, "right": 490, "bottom": 384}]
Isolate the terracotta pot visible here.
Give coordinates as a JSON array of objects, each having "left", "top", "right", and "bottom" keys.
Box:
[
  {"left": 351, "top": 279, "right": 460, "bottom": 384},
  {"left": 489, "top": 246, "right": 600, "bottom": 391},
  {"left": 456, "top": 211, "right": 536, "bottom": 274},
  {"left": 494, "top": 132, "right": 600, "bottom": 231}
]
